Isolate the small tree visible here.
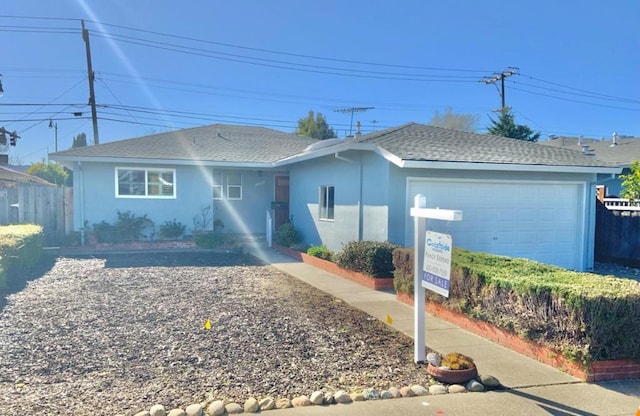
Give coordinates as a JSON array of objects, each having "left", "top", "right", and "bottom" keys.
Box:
[
  {"left": 487, "top": 108, "right": 540, "bottom": 142},
  {"left": 620, "top": 160, "right": 640, "bottom": 201},
  {"left": 428, "top": 107, "right": 479, "bottom": 132},
  {"left": 296, "top": 110, "right": 337, "bottom": 140},
  {"left": 71, "top": 132, "right": 87, "bottom": 148},
  {"left": 25, "top": 160, "right": 70, "bottom": 185}
]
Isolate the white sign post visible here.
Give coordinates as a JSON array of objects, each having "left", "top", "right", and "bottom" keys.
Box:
[{"left": 410, "top": 194, "right": 462, "bottom": 363}]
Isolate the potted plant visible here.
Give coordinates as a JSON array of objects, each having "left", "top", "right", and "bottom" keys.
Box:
[{"left": 426, "top": 352, "right": 478, "bottom": 384}]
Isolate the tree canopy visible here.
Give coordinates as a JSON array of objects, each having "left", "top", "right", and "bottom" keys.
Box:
[
  {"left": 487, "top": 108, "right": 540, "bottom": 142},
  {"left": 296, "top": 110, "right": 337, "bottom": 140},
  {"left": 72, "top": 132, "right": 87, "bottom": 148},
  {"left": 428, "top": 107, "right": 479, "bottom": 132},
  {"left": 25, "top": 160, "right": 71, "bottom": 186},
  {"left": 621, "top": 160, "right": 640, "bottom": 201}
]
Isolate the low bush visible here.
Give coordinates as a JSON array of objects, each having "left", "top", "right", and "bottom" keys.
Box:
[
  {"left": 92, "top": 211, "right": 154, "bottom": 243},
  {"left": 335, "top": 241, "right": 399, "bottom": 278},
  {"left": 159, "top": 219, "right": 186, "bottom": 239},
  {"left": 194, "top": 232, "right": 225, "bottom": 249},
  {"left": 307, "top": 245, "right": 333, "bottom": 261},
  {"left": 393, "top": 247, "right": 640, "bottom": 365},
  {"left": 275, "top": 222, "right": 299, "bottom": 247},
  {"left": 0, "top": 224, "right": 44, "bottom": 289}
]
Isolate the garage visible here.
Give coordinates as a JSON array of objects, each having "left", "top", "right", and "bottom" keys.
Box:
[{"left": 406, "top": 178, "right": 586, "bottom": 270}]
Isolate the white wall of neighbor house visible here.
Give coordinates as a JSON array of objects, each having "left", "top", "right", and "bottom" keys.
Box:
[
  {"left": 396, "top": 166, "right": 598, "bottom": 271},
  {"left": 73, "top": 161, "right": 273, "bottom": 236}
]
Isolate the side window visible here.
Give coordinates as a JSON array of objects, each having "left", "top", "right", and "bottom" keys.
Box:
[
  {"left": 212, "top": 172, "right": 223, "bottom": 199},
  {"left": 227, "top": 172, "right": 242, "bottom": 200},
  {"left": 319, "top": 185, "right": 334, "bottom": 220}
]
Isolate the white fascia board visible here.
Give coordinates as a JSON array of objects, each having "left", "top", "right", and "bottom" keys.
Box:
[
  {"left": 400, "top": 160, "right": 622, "bottom": 174},
  {"left": 275, "top": 142, "right": 377, "bottom": 166},
  {"left": 50, "top": 155, "right": 271, "bottom": 169}
]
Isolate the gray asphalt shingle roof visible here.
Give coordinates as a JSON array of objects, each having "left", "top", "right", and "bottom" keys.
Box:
[
  {"left": 540, "top": 136, "right": 640, "bottom": 166},
  {"left": 347, "top": 123, "right": 616, "bottom": 167},
  {"left": 51, "top": 124, "right": 319, "bottom": 164}
]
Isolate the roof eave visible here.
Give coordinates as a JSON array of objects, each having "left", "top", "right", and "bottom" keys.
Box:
[
  {"left": 399, "top": 160, "right": 622, "bottom": 174},
  {"left": 51, "top": 155, "right": 274, "bottom": 169},
  {"left": 274, "top": 142, "right": 377, "bottom": 166}
]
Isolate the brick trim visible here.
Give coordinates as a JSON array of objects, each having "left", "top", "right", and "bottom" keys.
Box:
[{"left": 396, "top": 291, "right": 640, "bottom": 382}]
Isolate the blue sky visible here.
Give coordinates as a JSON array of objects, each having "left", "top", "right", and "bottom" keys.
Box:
[{"left": 1, "top": 0, "right": 639, "bottom": 164}]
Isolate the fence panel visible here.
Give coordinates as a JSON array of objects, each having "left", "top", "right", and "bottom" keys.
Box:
[{"left": 595, "top": 201, "right": 640, "bottom": 266}]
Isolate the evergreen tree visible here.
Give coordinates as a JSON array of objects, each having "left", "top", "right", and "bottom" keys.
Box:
[
  {"left": 487, "top": 108, "right": 540, "bottom": 142},
  {"left": 296, "top": 110, "right": 337, "bottom": 140},
  {"left": 71, "top": 132, "right": 87, "bottom": 148},
  {"left": 25, "top": 160, "right": 70, "bottom": 185},
  {"left": 621, "top": 160, "right": 640, "bottom": 201}
]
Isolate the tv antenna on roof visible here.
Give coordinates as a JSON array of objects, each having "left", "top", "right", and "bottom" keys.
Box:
[{"left": 334, "top": 106, "right": 374, "bottom": 136}]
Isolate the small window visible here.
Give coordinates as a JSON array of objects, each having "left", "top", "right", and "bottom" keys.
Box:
[
  {"left": 319, "top": 185, "right": 334, "bottom": 220},
  {"left": 116, "top": 168, "right": 175, "bottom": 198},
  {"left": 212, "top": 172, "right": 223, "bottom": 199},
  {"left": 227, "top": 172, "right": 242, "bottom": 200}
]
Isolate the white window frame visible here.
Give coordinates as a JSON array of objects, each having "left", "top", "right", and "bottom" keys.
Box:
[
  {"left": 319, "top": 185, "right": 334, "bottom": 220},
  {"left": 227, "top": 172, "right": 242, "bottom": 200},
  {"left": 115, "top": 167, "right": 176, "bottom": 199},
  {"left": 212, "top": 171, "right": 223, "bottom": 200}
]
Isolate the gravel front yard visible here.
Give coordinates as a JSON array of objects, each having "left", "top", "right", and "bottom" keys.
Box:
[{"left": 0, "top": 252, "right": 429, "bottom": 415}]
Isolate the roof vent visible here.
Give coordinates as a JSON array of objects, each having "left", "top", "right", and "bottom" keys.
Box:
[
  {"left": 611, "top": 131, "right": 618, "bottom": 147},
  {"left": 216, "top": 129, "right": 222, "bottom": 138}
]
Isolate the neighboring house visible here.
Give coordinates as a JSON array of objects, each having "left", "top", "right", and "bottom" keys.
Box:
[
  {"left": 541, "top": 135, "right": 640, "bottom": 197},
  {"left": 51, "top": 123, "right": 620, "bottom": 271}
]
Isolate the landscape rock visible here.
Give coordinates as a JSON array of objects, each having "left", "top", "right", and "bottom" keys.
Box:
[
  {"left": 184, "top": 404, "right": 203, "bottom": 416},
  {"left": 134, "top": 411, "right": 150, "bottom": 416},
  {"left": 310, "top": 390, "right": 324, "bottom": 405},
  {"left": 244, "top": 397, "right": 259, "bottom": 413},
  {"left": 334, "top": 390, "right": 352, "bottom": 404},
  {"left": 275, "top": 398, "right": 292, "bottom": 409},
  {"left": 466, "top": 379, "right": 485, "bottom": 392},
  {"left": 206, "top": 400, "right": 225, "bottom": 416},
  {"left": 150, "top": 405, "right": 166, "bottom": 416},
  {"left": 363, "top": 387, "right": 380, "bottom": 400},
  {"left": 427, "top": 352, "right": 442, "bottom": 367},
  {"left": 259, "top": 397, "right": 275, "bottom": 410},
  {"left": 225, "top": 403, "right": 243, "bottom": 414},
  {"left": 380, "top": 390, "right": 394, "bottom": 399},
  {"left": 350, "top": 391, "right": 365, "bottom": 401},
  {"left": 167, "top": 410, "right": 186, "bottom": 416},
  {"left": 399, "top": 386, "right": 415, "bottom": 397},
  {"left": 323, "top": 392, "right": 335, "bottom": 405},
  {"left": 410, "top": 384, "right": 428, "bottom": 396},
  {"left": 479, "top": 374, "right": 501, "bottom": 387},
  {"left": 429, "top": 384, "right": 448, "bottom": 395},
  {"left": 388, "top": 386, "right": 402, "bottom": 398},
  {"left": 291, "top": 395, "right": 312, "bottom": 407},
  {"left": 448, "top": 384, "right": 467, "bottom": 394}
]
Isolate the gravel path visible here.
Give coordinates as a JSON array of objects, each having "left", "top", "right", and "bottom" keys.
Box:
[{"left": 0, "top": 252, "right": 429, "bottom": 416}]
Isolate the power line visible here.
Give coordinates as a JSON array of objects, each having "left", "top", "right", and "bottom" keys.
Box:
[{"left": 482, "top": 68, "right": 519, "bottom": 109}]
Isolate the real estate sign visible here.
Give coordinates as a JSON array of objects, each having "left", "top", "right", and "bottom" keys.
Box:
[{"left": 422, "top": 230, "right": 452, "bottom": 298}]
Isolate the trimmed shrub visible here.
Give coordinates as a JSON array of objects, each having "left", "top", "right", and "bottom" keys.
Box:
[
  {"left": 92, "top": 210, "right": 154, "bottom": 243},
  {"left": 0, "top": 224, "right": 44, "bottom": 289},
  {"left": 159, "top": 219, "right": 186, "bottom": 239},
  {"left": 194, "top": 232, "right": 225, "bottom": 249},
  {"left": 335, "top": 241, "right": 399, "bottom": 278},
  {"left": 275, "top": 222, "right": 299, "bottom": 247},
  {"left": 307, "top": 245, "right": 333, "bottom": 261},
  {"left": 392, "top": 247, "right": 414, "bottom": 294},
  {"left": 394, "top": 247, "right": 640, "bottom": 365}
]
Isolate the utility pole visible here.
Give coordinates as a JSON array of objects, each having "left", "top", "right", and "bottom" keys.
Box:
[
  {"left": 49, "top": 119, "right": 58, "bottom": 152},
  {"left": 482, "top": 67, "right": 518, "bottom": 109},
  {"left": 334, "top": 106, "right": 374, "bottom": 136},
  {"left": 81, "top": 20, "right": 99, "bottom": 145}
]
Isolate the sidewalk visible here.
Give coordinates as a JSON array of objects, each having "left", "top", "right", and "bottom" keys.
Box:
[{"left": 248, "top": 244, "right": 640, "bottom": 416}]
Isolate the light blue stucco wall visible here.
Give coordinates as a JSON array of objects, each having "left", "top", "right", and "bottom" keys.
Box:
[
  {"left": 288, "top": 151, "right": 396, "bottom": 251},
  {"left": 73, "top": 161, "right": 277, "bottom": 236}
]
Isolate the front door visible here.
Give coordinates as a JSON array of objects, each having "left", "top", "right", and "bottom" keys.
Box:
[{"left": 274, "top": 176, "right": 289, "bottom": 229}]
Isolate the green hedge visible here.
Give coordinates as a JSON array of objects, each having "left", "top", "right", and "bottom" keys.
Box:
[
  {"left": 392, "top": 247, "right": 640, "bottom": 365},
  {"left": 335, "top": 241, "right": 399, "bottom": 278},
  {"left": 0, "top": 224, "right": 44, "bottom": 289}
]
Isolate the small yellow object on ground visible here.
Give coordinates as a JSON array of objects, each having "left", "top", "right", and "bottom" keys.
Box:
[
  {"left": 386, "top": 314, "right": 393, "bottom": 325},
  {"left": 204, "top": 319, "right": 211, "bottom": 330}
]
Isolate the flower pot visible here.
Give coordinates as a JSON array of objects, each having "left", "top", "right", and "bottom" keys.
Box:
[{"left": 427, "top": 363, "right": 478, "bottom": 384}]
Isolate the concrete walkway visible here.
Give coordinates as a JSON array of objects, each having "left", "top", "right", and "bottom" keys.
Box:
[{"left": 248, "top": 245, "right": 640, "bottom": 416}]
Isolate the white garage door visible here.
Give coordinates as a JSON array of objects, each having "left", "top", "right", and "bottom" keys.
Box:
[{"left": 407, "top": 179, "right": 585, "bottom": 270}]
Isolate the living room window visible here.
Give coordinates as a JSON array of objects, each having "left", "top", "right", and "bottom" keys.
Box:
[
  {"left": 116, "top": 168, "right": 175, "bottom": 198},
  {"left": 319, "top": 185, "right": 334, "bottom": 220}
]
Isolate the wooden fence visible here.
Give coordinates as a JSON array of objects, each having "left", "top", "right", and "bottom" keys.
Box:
[
  {"left": 0, "top": 184, "right": 73, "bottom": 246},
  {"left": 595, "top": 200, "right": 640, "bottom": 266}
]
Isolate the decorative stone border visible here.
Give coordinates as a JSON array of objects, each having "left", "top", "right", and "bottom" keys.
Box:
[{"left": 396, "top": 291, "right": 640, "bottom": 382}]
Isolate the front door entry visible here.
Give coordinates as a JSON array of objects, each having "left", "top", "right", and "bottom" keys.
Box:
[{"left": 274, "top": 176, "right": 290, "bottom": 229}]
